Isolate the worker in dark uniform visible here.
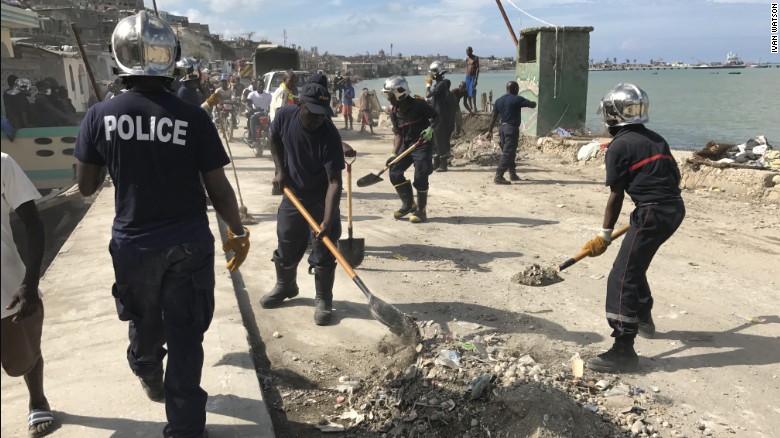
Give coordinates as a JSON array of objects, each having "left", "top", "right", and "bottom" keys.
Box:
[
  {"left": 74, "top": 12, "right": 249, "bottom": 437},
  {"left": 384, "top": 75, "right": 437, "bottom": 223},
  {"left": 584, "top": 83, "right": 685, "bottom": 373},
  {"left": 486, "top": 81, "right": 536, "bottom": 184},
  {"left": 260, "top": 82, "right": 345, "bottom": 326},
  {"left": 425, "top": 61, "right": 454, "bottom": 172}
]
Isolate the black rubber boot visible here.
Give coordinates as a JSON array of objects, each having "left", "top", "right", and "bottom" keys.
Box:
[
  {"left": 313, "top": 264, "right": 336, "bottom": 325},
  {"left": 508, "top": 168, "right": 521, "bottom": 181},
  {"left": 138, "top": 370, "right": 164, "bottom": 402},
  {"left": 638, "top": 309, "right": 656, "bottom": 339},
  {"left": 432, "top": 155, "right": 441, "bottom": 170},
  {"left": 436, "top": 159, "right": 448, "bottom": 172},
  {"left": 409, "top": 190, "right": 428, "bottom": 223},
  {"left": 494, "top": 168, "right": 511, "bottom": 185},
  {"left": 260, "top": 251, "right": 299, "bottom": 308},
  {"left": 587, "top": 336, "right": 639, "bottom": 373},
  {"left": 393, "top": 181, "right": 416, "bottom": 219}
]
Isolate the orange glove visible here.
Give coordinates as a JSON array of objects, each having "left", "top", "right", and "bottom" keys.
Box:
[
  {"left": 223, "top": 227, "right": 250, "bottom": 271},
  {"left": 583, "top": 235, "right": 610, "bottom": 257},
  {"left": 205, "top": 92, "right": 221, "bottom": 108},
  {"left": 424, "top": 77, "right": 433, "bottom": 86}
]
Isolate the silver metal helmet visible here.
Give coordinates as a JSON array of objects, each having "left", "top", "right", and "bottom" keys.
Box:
[
  {"left": 13, "top": 78, "right": 33, "bottom": 92},
  {"left": 111, "top": 11, "right": 180, "bottom": 77},
  {"left": 429, "top": 61, "right": 447, "bottom": 77},
  {"left": 599, "top": 83, "right": 649, "bottom": 127},
  {"left": 176, "top": 56, "right": 199, "bottom": 75},
  {"left": 381, "top": 75, "right": 411, "bottom": 101}
]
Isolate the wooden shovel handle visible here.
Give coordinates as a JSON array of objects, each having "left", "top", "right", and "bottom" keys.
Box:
[
  {"left": 381, "top": 137, "right": 424, "bottom": 173},
  {"left": 558, "top": 225, "right": 631, "bottom": 271},
  {"left": 282, "top": 187, "right": 358, "bottom": 280}
]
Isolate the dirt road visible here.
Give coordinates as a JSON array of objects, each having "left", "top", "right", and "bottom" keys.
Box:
[{"left": 225, "top": 120, "right": 779, "bottom": 437}]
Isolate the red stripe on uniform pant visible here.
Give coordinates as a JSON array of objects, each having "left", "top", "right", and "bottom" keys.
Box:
[{"left": 629, "top": 154, "right": 674, "bottom": 171}]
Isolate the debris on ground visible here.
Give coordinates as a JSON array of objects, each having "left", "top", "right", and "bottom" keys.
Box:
[{"left": 511, "top": 263, "right": 562, "bottom": 286}]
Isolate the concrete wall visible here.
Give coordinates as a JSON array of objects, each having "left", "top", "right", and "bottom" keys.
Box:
[{"left": 516, "top": 26, "right": 593, "bottom": 137}]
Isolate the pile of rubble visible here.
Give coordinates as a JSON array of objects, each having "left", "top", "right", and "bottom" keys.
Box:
[{"left": 309, "top": 321, "right": 716, "bottom": 437}]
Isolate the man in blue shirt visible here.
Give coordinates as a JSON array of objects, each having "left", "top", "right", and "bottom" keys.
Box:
[
  {"left": 73, "top": 12, "right": 249, "bottom": 438},
  {"left": 176, "top": 71, "right": 203, "bottom": 107},
  {"left": 486, "top": 81, "right": 537, "bottom": 184},
  {"left": 260, "top": 82, "right": 345, "bottom": 326},
  {"left": 341, "top": 77, "right": 355, "bottom": 130}
]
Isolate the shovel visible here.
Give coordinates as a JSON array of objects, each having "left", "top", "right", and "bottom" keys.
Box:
[
  {"left": 337, "top": 155, "right": 365, "bottom": 267},
  {"left": 514, "top": 225, "right": 631, "bottom": 287},
  {"left": 558, "top": 225, "right": 631, "bottom": 271},
  {"left": 356, "top": 137, "right": 425, "bottom": 187},
  {"left": 282, "top": 187, "right": 417, "bottom": 338}
]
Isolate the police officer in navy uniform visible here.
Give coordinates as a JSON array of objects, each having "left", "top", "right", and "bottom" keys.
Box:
[
  {"left": 74, "top": 12, "right": 249, "bottom": 437},
  {"left": 486, "top": 81, "right": 537, "bottom": 184},
  {"left": 260, "top": 82, "right": 344, "bottom": 326},
  {"left": 383, "top": 75, "right": 437, "bottom": 223},
  {"left": 584, "top": 83, "right": 685, "bottom": 373}
]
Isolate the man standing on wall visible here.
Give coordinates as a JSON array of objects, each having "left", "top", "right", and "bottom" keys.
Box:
[{"left": 465, "top": 46, "right": 480, "bottom": 113}]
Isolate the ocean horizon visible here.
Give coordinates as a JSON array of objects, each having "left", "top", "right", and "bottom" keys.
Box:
[{"left": 357, "top": 68, "right": 780, "bottom": 151}]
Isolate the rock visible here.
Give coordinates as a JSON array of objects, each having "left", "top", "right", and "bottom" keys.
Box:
[
  {"left": 470, "top": 418, "right": 479, "bottom": 427},
  {"left": 336, "top": 395, "right": 346, "bottom": 404},
  {"left": 703, "top": 429, "right": 713, "bottom": 436},
  {"left": 272, "top": 331, "right": 282, "bottom": 338},
  {"left": 631, "top": 420, "right": 644, "bottom": 435},
  {"left": 595, "top": 379, "right": 611, "bottom": 390}
]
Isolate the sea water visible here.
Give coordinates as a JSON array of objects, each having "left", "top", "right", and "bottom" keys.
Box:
[{"left": 356, "top": 68, "right": 779, "bottom": 150}]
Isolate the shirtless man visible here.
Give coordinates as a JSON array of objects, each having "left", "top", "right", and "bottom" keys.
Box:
[{"left": 465, "top": 47, "right": 480, "bottom": 113}]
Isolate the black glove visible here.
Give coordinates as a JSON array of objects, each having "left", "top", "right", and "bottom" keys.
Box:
[{"left": 386, "top": 153, "right": 398, "bottom": 167}]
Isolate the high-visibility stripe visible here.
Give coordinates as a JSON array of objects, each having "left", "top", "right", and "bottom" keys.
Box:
[{"left": 629, "top": 154, "right": 674, "bottom": 171}]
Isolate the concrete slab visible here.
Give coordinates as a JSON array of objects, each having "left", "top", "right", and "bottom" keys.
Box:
[{"left": 1, "top": 185, "right": 274, "bottom": 438}]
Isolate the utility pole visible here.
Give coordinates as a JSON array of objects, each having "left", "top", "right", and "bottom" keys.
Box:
[{"left": 283, "top": 29, "right": 287, "bottom": 47}]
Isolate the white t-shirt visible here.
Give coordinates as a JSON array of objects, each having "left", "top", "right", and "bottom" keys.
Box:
[
  {"left": 1, "top": 152, "right": 42, "bottom": 319},
  {"left": 247, "top": 90, "right": 271, "bottom": 113}
]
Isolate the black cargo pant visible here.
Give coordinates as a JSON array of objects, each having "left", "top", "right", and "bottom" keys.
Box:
[
  {"left": 110, "top": 242, "right": 215, "bottom": 438},
  {"left": 433, "top": 122, "right": 454, "bottom": 163},
  {"left": 498, "top": 123, "right": 520, "bottom": 171},
  {"left": 389, "top": 142, "right": 433, "bottom": 191},
  {"left": 606, "top": 200, "right": 685, "bottom": 337},
  {"left": 276, "top": 194, "right": 341, "bottom": 268}
]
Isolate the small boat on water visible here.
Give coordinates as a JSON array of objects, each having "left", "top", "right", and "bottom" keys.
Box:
[{"left": 728, "top": 71, "right": 742, "bottom": 75}]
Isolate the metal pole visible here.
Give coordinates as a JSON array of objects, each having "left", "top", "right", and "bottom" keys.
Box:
[
  {"left": 495, "top": 0, "right": 519, "bottom": 47},
  {"left": 152, "top": 0, "right": 159, "bottom": 17},
  {"left": 70, "top": 22, "right": 102, "bottom": 102}
]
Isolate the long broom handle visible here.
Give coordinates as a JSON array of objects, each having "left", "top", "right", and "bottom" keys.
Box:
[
  {"left": 346, "top": 158, "right": 354, "bottom": 237},
  {"left": 220, "top": 121, "right": 247, "bottom": 209},
  {"left": 282, "top": 187, "right": 358, "bottom": 280},
  {"left": 558, "top": 225, "right": 631, "bottom": 271}
]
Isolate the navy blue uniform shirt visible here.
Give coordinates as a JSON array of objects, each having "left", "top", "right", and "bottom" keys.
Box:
[
  {"left": 391, "top": 98, "right": 437, "bottom": 149},
  {"left": 492, "top": 94, "right": 533, "bottom": 127},
  {"left": 605, "top": 125, "right": 682, "bottom": 204},
  {"left": 270, "top": 105, "right": 345, "bottom": 198},
  {"left": 176, "top": 85, "right": 202, "bottom": 107},
  {"left": 74, "top": 90, "right": 229, "bottom": 250}
]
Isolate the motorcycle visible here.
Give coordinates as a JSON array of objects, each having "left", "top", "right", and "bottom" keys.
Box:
[
  {"left": 213, "top": 101, "right": 237, "bottom": 142},
  {"left": 243, "top": 108, "right": 270, "bottom": 157}
]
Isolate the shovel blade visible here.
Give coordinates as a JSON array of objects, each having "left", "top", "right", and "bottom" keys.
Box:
[
  {"left": 367, "top": 294, "right": 418, "bottom": 339},
  {"left": 337, "top": 238, "right": 365, "bottom": 268},
  {"left": 356, "top": 173, "right": 383, "bottom": 187}
]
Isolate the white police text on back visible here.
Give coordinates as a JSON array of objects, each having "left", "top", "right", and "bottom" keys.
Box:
[{"left": 104, "top": 115, "right": 188, "bottom": 145}]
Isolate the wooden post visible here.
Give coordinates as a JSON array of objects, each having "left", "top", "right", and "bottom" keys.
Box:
[
  {"left": 495, "top": 0, "right": 519, "bottom": 47},
  {"left": 70, "top": 23, "right": 102, "bottom": 102}
]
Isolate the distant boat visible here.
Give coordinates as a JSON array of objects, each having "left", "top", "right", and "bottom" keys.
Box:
[
  {"left": 692, "top": 52, "right": 746, "bottom": 69},
  {"left": 728, "top": 71, "right": 741, "bottom": 75}
]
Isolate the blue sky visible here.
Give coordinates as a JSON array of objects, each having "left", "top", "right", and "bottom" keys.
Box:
[{"left": 148, "top": 0, "right": 777, "bottom": 63}]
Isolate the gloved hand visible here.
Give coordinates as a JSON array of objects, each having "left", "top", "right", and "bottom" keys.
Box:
[
  {"left": 223, "top": 227, "right": 250, "bottom": 271},
  {"left": 583, "top": 230, "right": 612, "bottom": 257},
  {"left": 422, "top": 126, "right": 434, "bottom": 142},
  {"left": 386, "top": 153, "right": 398, "bottom": 167},
  {"left": 424, "top": 77, "right": 433, "bottom": 86}
]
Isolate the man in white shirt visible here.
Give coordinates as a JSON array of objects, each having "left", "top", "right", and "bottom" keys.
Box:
[
  {"left": 1, "top": 152, "right": 54, "bottom": 437},
  {"left": 246, "top": 80, "right": 272, "bottom": 113},
  {"left": 269, "top": 70, "right": 297, "bottom": 122}
]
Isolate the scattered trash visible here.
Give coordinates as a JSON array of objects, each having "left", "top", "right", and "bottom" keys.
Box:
[
  {"left": 435, "top": 350, "right": 461, "bottom": 368},
  {"left": 633, "top": 387, "right": 645, "bottom": 395},
  {"left": 604, "top": 383, "right": 630, "bottom": 397},
  {"left": 391, "top": 254, "right": 408, "bottom": 261},
  {"left": 595, "top": 379, "right": 611, "bottom": 390},
  {"left": 584, "top": 403, "right": 599, "bottom": 413},
  {"left": 468, "top": 373, "right": 493, "bottom": 400},
  {"left": 517, "top": 354, "right": 537, "bottom": 367},
  {"left": 569, "top": 353, "right": 584, "bottom": 379},
  {"left": 315, "top": 420, "right": 345, "bottom": 432},
  {"left": 589, "top": 273, "right": 605, "bottom": 280},
  {"left": 745, "top": 316, "right": 766, "bottom": 323},
  {"left": 650, "top": 386, "right": 660, "bottom": 393},
  {"left": 333, "top": 380, "right": 363, "bottom": 393}
]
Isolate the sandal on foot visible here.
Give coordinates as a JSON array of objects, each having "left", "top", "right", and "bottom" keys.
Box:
[{"left": 28, "top": 409, "right": 54, "bottom": 437}]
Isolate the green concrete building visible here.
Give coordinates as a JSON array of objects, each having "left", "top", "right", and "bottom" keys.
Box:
[{"left": 515, "top": 26, "right": 594, "bottom": 137}]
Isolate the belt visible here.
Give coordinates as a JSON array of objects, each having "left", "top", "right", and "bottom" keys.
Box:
[{"left": 636, "top": 197, "right": 683, "bottom": 207}]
